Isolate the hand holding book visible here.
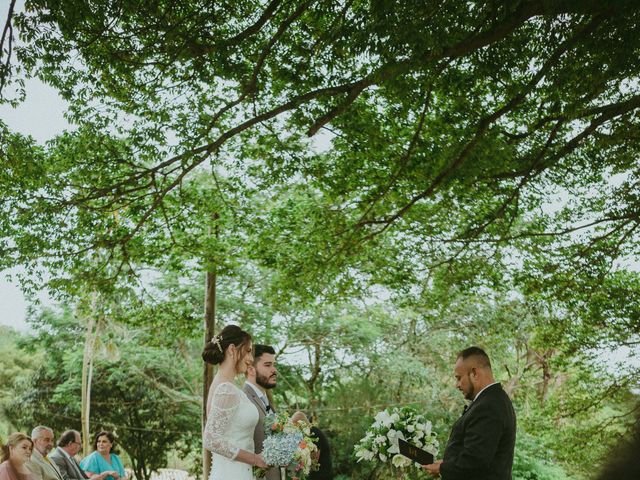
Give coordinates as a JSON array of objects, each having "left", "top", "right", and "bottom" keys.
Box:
[{"left": 398, "top": 438, "right": 434, "bottom": 465}]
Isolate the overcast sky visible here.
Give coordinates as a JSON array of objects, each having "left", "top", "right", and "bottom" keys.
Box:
[{"left": 0, "top": 77, "right": 69, "bottom": 331}]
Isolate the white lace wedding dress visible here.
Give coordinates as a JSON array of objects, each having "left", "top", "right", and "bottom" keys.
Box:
[{"left": 204, "top": 381, "right": 260, "bottom": 480}]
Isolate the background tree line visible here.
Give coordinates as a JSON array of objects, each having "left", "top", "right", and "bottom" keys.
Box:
[{"left": 1, "top": 261, "right": 637, "bottom": 479}]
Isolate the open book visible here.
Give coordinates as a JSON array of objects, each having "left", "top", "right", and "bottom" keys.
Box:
[{"left": 398, "top": 438, "right": 435, "bottom": 465}]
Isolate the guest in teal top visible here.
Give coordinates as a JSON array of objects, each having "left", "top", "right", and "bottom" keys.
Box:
[{"left": 79, "top": 432, "right": 126, "bottom": 480}]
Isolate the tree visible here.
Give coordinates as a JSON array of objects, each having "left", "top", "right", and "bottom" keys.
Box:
[
  {"left": 2, "top": 3, "right": 640, "bottom": 477},
  {"left": 8, "top": 306, "right": 201, "bottom": 480},
  {"left": 0, "top": 325, "right": 42, "bottom": 437},
  {"left": 0, "top": 1, "right": 637, "bottom": 296}
]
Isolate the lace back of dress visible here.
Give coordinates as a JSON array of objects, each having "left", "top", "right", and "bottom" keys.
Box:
[{"left": 203, "top": 382, "right": 242, "bottom": 459}]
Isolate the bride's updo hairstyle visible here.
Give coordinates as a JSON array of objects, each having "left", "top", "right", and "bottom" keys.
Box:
[{"left": 202, "top": 324, "right": 252, "bottom": 365}]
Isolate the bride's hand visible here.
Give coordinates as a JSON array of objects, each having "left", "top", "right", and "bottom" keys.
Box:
[{"left": 253, "top": 453, "right": 269, "bottom": 469}]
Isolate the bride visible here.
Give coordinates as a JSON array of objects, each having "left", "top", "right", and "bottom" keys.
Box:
[{"left": 203, "top": 324, "right": 269, "bottom": 480}]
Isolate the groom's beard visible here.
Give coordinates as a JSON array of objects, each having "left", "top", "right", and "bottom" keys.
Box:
[
  {"left": 256, "top": 371, "right": 277, "bottom": 389},
  {"left": 464, "top": 374, "right": 475, "bottom": 401}
]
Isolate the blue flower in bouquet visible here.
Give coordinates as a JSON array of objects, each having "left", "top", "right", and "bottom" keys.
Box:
[
  {"left": 255, "top": 411, "right": 320, "bottom": 479},
  {"left": 262, "top": 432, "right": 304, "bottom": 466}
]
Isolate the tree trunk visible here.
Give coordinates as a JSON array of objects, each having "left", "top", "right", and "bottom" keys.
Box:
[
  {"left": 306, "top": 343, "right": 321, "bottom": 421},
  {"left": 202, "top": 268, "right": 216, "bottom": 479},
  {"left": 81, "top": 291, "right": 99, "bottom": 455}
]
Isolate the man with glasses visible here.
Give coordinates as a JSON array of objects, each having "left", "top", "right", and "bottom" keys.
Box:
[{"left": 49, "top": 430, "right": 89, "bottom": 480}]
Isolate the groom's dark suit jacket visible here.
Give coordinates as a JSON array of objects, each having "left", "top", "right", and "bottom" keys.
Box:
[{"left": 440, "top": 383, "right": 516, "bottom": 480}]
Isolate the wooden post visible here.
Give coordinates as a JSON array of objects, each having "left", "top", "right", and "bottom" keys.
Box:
[
  {"left": 202, "top": 213, "right": 219, "bottom": 479},
  {"left": 81, "top": 291, "right": 99, "bottom": 455}
]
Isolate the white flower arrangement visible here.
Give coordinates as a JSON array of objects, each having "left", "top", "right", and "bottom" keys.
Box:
[{"left": 354, "top": 406, "right": 439, "bottom": 471}]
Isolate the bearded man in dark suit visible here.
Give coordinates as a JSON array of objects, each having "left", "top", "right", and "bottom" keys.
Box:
[{"left": 423, "top": 347, "right": 516, "bottom": 480}]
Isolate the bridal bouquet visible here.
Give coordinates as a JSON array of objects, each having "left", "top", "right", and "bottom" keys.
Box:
[
  {"left": 255, "top": 412, "right": 319, "bottom": 480},
  {"left": 354, "top": 406, "right": 439, "bottom": 470}
]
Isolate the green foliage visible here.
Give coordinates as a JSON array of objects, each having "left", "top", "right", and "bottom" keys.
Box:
[
  {"left": 0, "top": 1, "right": 639, "bottom": 307},
  {"left": 1, "top": 1, "right": 640, "bottom": 479},
  {"left": 7, "top": 308, "right": 201, "bottom": 480},
  {"left": 513, "top": 434, "right": 570, "bottom": 480},
  {"left": 0, "top": 325, "right": 42, "bottom": 437}
]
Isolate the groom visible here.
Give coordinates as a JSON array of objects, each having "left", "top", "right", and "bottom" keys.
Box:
[
  {"left": 423, "top": 347, "right": 516, "bottom": 479},
  {"left": 244, "top": 344, "right": 280, "bottom": 480}
]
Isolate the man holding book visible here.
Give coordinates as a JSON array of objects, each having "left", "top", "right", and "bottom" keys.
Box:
[{"left": 422, "top": 347, "right": 516, "bottom": 480}]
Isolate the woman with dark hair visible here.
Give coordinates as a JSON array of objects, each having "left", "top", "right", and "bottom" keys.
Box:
[
  {"left": 0, "top": 433, "right": 34, "bottom": 480},
  {"left": 79, "top": 432, "right": 125, "bottom": 480},
  {"left": 203, "top": 324, "right": 269, "bottom": 480}
]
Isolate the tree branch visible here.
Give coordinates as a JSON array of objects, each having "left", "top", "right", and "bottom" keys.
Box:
[
  {"left": 221, "top": 0, "right": 285, "bottom": 46},
  {"left": 0, "top": 0, "right": 16, "bottom": 98}
]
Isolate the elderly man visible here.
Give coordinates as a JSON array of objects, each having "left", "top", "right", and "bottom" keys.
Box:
[
  {"left": 49, "top": 430, "right": 89, "bottom": 480},
  {"left": 26, "top": 426, "right": 65, "bottom": 480}
]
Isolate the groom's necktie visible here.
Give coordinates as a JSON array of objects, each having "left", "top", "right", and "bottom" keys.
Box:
[{"left": 261, "top": 396, "right": 272, "bottom": 412}]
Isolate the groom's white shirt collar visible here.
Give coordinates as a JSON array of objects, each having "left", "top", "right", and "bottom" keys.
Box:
[
  {"left": 245, "top": 380, "right": 267, "bottom": 402},
  {"left": 473, "top": 381, "right": 499, "bottom": 402}
]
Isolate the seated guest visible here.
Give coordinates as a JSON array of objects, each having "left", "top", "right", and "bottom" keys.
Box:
[
  {"left": 25, "top": 427, "right": 64, "bottom": 480},
  {"left": 49, "top": 431, "right": 88, "bottom": 480},
  {"left": 79, "top": 433, "right": 125, "bottom": 480},
  {"left": 0, "top": 432, "right": 35, "bottom": 480}
]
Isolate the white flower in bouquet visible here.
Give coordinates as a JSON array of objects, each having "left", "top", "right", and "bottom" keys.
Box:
[
  {"left": 386, "top": 429, "right": 405, "bottom": 454},
  {"left": 354, "top": 448, "right": 375, "bottom": 462},
  {"left": 374, "top": 410, "right": 393, "bottom": 428},
  {"left": 392, "top": 453, "right": 412, "bottom": 468},
  {"left": 354, "top": 406, "right": 440, "bottom": 472}
]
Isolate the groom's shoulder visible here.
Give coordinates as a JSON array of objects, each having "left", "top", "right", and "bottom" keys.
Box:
[
  {"left": 242, "top": 382, "right": 257, "bottom": 399},
  {"left": 475, "top": 384, "right": 515, "bottom": 420}
]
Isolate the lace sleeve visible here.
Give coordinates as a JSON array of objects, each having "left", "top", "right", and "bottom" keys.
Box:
[{"left": 203, "top": 382, "right": 242, "bottom": 459}]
